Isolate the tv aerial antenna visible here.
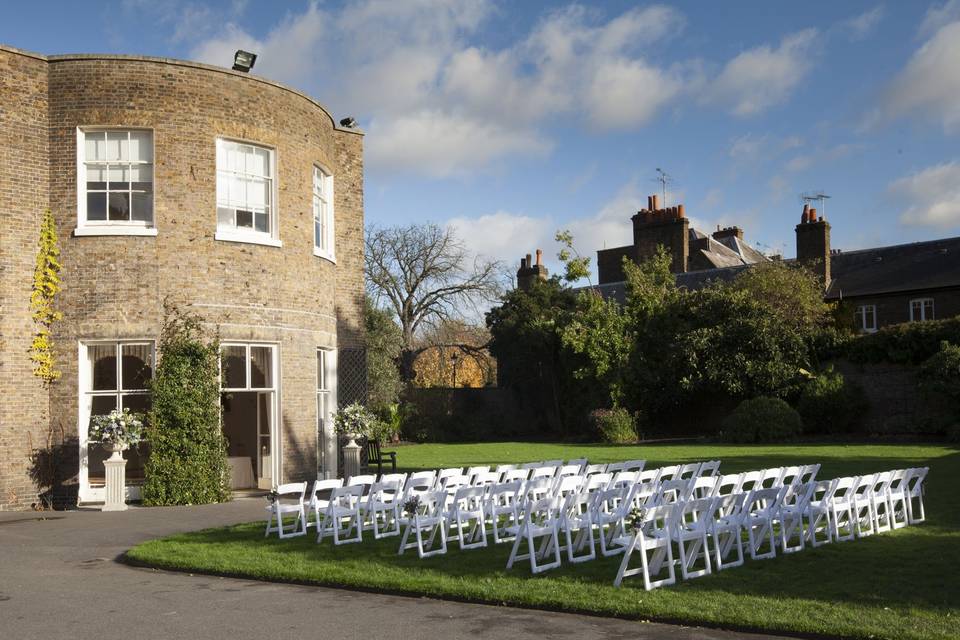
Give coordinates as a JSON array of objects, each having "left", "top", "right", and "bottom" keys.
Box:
[
  {"left": 654, "top": 168, "right": 673, "bottom": 207},
  {"left": 800, "top": 190, "right": 831, "bottom": 217}
]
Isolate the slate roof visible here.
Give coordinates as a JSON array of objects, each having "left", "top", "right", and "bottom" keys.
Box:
[{"left": 589, "top": 235, "right": 960, "bottom": 303}]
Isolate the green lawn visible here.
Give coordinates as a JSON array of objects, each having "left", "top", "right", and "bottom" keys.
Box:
[{"left": 127, "top": 442, "right": 959, "bottom": 640}]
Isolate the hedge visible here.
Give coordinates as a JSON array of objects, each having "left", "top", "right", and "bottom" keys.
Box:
[{"left": 845, "top": 317, "right": 960, "bottom": 365}]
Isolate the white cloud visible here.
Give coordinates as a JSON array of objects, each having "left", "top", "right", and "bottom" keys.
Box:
[
  {"left": 841, "top": 6, "right": 885, "bottom": 41},
  {"left": 365, "top": 111, "right": 552, "bottom": 178},
  {"left": 445, "top": 211, "right": 553, "bottom": 266},
  {"left": 875, "top": 21, "right": 960, "bottom": 133},
  {"left": 584, "top": 59, "right": 682, "bottom": 129},
  {"left": 919, "top": 0, "right": 960, "bottom": 37},
  {"left": 890, "top": 162, "right": 960, "bottom": 228},
  {"left": 705, "top": 29, "right": 819, "bottom": 116}
]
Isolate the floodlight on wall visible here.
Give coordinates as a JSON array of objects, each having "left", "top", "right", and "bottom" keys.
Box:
[
  {"left": 232, "top": 50, "right": 257, "bottom": 72},
  {"left": 339, "top": 117, "right": 357, "bottom": 128}
]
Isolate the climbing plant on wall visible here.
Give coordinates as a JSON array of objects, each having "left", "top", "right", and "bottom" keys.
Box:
[{"left": 29, "top": 209, "right": 62, "bottom": 383}]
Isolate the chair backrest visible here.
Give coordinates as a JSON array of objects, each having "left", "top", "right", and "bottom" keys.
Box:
[
  {"left": 715, "top": 473, "right": 742, "bottom": 497},
  {"left": 520, "top": 461, "right": 545, "bottom": 470},
  {"left": 275, "top": 482, "right": 307, "bottom": 504},
  {"left": 887, "top": 468, "right": 909, "bottom": 494},
  {"left": 657, "top": 479, "right": 689, "bottom": 505},
  {"left": 758, "top": 467, "right": 784, "bottom": 489},
  {"left": 619, "top": 459, "right": 646, "bottom": 473},
  {"left": 472, "top": 470, "right": 501, "bottom": 487},
  {"left": 713, "top": 491, "right": 747, "bottom": 520},
  {"left": 542, "top": 459, "right": 563, "bottom": 467},
  {"left": 368, "top": 478, "right": 404, "bottom": 504},
  {"left": 605, "top": 461, "right": 625, "bottom": 474},
  {"left": 584, "top": 473, "right": 612, "bottom": 493},
  {"left": 799, "top": 464, "right": 821, "bottom": 484},
  {"left": 494, "top": 463, "right": 517, "bottom": 477},
  {"left": 640, "top": 504, "right": 674, "bottom": 537},
  {"left": 688, "top": 475, "right": 719, "bottom": 500},
  {"left": 402, "top": 473, "right": 436, "bottom": 500},
  {"left": 675, "top": 497, "right": 717, "bottom": 531},
  {"left": 521, "top": 477, "right": 554, "bottom": 505},
  {"left": 530, "top": 465, "right": 559, "bottom": 480},
  {"left": 697, "top": 460, "right": 721, "bottom": 477},
  {"left": 523, "top": 496, "right": 559, "bottom": 527},
  {"left": 452, "top": 485, "right": 486, "bottom": 511},
  {"left": 502, "top": 468, "right": 530, "bottom": 483},
  {"left": 330, "top": 484, "right": 365, "bottom": 508},
  {"left": 777, "top": 466, "right": 803, "bottom": 487},
  {"left": 465, "top": 465, "right": 491, "bottom": 481},
  {"left": 416, "top": 490, "right": 447, "bottom": 519},
  {"left": 436, "top": 467, "right": 464, "bottom": 484},
  {"left": 831, "top": 476, "right": 859, "bottom": 503},
  {"left": 583, "top": 463, "right": 608, "bottom": 476},
  {"left": 407, "top": 470, "right": 437, "bottom": 484},
  {"left": 808, "top": 478, "right": 837, "bottom": 506},
  {"left": 441, "top": 474, "right": 471, "bottom": 497},
  {"left": 743, "top": 487, "right": 784, "bottom": 517},
  {"left": 554, "top": 474, "right": 585, "bottom": 499},
  {"left": 870, "top": 471, "right": 893, "bottom": 498},
  {"left": 608, "top": 470, "right": 640, "bottom": 490},
  {"left": 852, "top": 474, "right": 876, "bottom": 501},
  {"left": 556, "top": 464, "right": 582, "bottom": 479},
  {"left": 488, "top": 481, "right": 522, "bottom": 507},
  {"left": 905, "top": 467, "right": 929, "bottom": 496},
  {"left": 658, "top": 465, "right": 680, "bottom": 482},
  {"left": 347, "top": 474, "right": 376, "bottom": 490},
  {"left": 308, "top": 479, "right": 344, "bottom": 505},
  {"left": 637, "top": 468, "right": 661, "bottom": 486},
  {"left": 380, "top": 472, "right": 407, "bottom": 486},
  {"left": 781, "top": 481, "right": 815, "bottom": 510},
  {"left": 677, "top": 462, "right": 701, "bottom": 481},
  {"left": 566, "top": 458, "right": 588, "bottom": 471},
  {"left": 737, "top": 470, "right": 763, "bottom": 493}
]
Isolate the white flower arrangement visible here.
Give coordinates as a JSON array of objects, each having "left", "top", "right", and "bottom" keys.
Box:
[
  {"left": 88, "top": 408, "right": 144, "bottom": 448},
  {"left": 333, "top": 402, "right": 379, "bottom": 438}
]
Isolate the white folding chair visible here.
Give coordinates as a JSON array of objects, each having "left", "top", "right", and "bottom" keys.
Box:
[
  {"left": 619, "top": 459, "right": 646, "bottom": 473},
  {"left": 506, "top": 496, "right": 562, "bottom": 574},
  {"left": 264, "top": 482, "right": 308, "bottom": 539},
  {"left": 709, "top": 492, "right": 746, "bottom": 570},
  {"left": 317, "top": 484, "right": 364, "bottom": 545},
  {"left": 530, "top": 465, "right": 559, "bottom": 481},
  {"left": 605, "top": 461, "right": 626, "bottom": 474},
  {"left": 363, "top": 478, "right": 404, "bottom": 539},
  {"left": 435, "top": 467, "right": 464, "bottom": 488},
  {"left": 583, "top": 463, "right": 608, "bottom": 476},
  {"left": 886, "top": 469, "right": 910, "bottom": 529},
  {"left": 799, "top": 464, "right": 821, "bottom": 484},
  {"left": 556, "top": 488, "right": 597, "bottom": 564},
  {"left": 554, "top": 464, "right": 583, "bottom": 486},
  {"left": 554, "top": 474, "right": 585, "bottom": 501},
  {"left": 687, "top": 476, "right": 719, "bottom": 500},
  {"left": 905, "top": 467, "right": 929, "bottom": 524},
  {"left": 676, "top": 462, "right": 702, "bottom": 482},
  {"left": 520, "top": 461, "right": 545, "bottom": 470},
  {"left": 566, "top": 458, "right": 588, "bottom": 472},
  {"left": 737, "top": 470, "right": 762, "bottom": 493},
  {"left": 472, "top": 470, "right": 501, "bottom": 488},
  {"left": 741, "top": 487, "right": 785, "bottom": 560},
  {"left": 803, "top": 479, "right": 837, "bottom": 547},
  {"left": 446, "top": 486, "right": 488, "bottom": 550},
  {"left": 440, "top": 473, "right": 471, "bottom": 500},
  {"left": 380, "top": 472, "right": 408, "bottom": 486},
  {"left": 501, "top": 468, "right": 530, "bottom": 484},
  {"left": 594, "top": 484, "right": 635, "bottom": 557},
  {"left": 777, "top": 466, "right": 803, "bottom": 487},
  {"left": 673, "top": 497, "right": 716, "bottom": 580},
  {"left": 398, "top": 490, "right": 448, "bottom": 558},
  {"left": 851, "top": 474, "right": 877, "bottom": 538},
  {"left": 828, "top": 476, "right": 858, "bottom": 542},
  {"left": 715, "top": 473, "right": 742, "bottom": 497},
  {"left": 778, "top": 481, "right": 815, "bottom": 553},
  {"left": 347, "top": 473, "right": 376, "bottom": 490},
  {"left": 402, "top": 471, "right": 436, "bottom": 502},
  {"left": 758, "top": 467, "right": 784, "bottom": 489},
  {"left": 656, "top": 479, "right": 690, "bottom": 505},
  {"left": 494, "top": 464, "right": 517, "bottom": 481},
  {"left": 519, "top": 476, "right": 554, "bottom": 510},
  {"left": 657, "top": 465, "right": 680, "bottom": 482},
  {"left": 869, "top": 471, "right": 895, "bottom": 534},
  {"left": 486, "top": 481, "right": 522, "bottom": 543},
  {"left": 607, "top": 470, "right": 640, "bottom": 490},
  {"left": 306, "top": 478, "right": 343, "bottom": 529},
  {"left": 613, "top": 504, "right": 676, "bottom": 590},
  {"left": 465, "top": 465, "right": 491, "bottom": 483}
]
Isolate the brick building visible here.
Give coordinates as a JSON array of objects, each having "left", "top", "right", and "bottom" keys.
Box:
[
  {"left": 0, "top": 45, "right": 365, "bottom": 510},
  {"left": 593, "top": 196, "right": 960, "bottom": 331}
]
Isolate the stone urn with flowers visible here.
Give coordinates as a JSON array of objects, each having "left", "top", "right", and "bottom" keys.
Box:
[
  {"left": 333, "top": 402, "right": 379, "bottom": 478},
  {"left": 88, "top": 408, "right": 145, "bottom": 510}
]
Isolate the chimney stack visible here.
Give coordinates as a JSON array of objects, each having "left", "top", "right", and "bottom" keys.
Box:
[
  {"left": 628, "top": 194, "right": 689, "bottom": 275},
  {"left": 517, "top": 249, "right": 549, "bottom": 290},
  {"left": 796, "top": 204, "right": 831, "bottom": 288}
]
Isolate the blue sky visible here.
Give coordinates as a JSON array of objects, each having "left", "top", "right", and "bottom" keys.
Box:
[{"left": 4, "top": 1, "right": 960, "bottom": 278}]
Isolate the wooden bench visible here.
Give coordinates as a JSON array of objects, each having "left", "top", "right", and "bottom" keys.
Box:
[{"left": 365, "top": 439, "right": 397, "bottom": 474}]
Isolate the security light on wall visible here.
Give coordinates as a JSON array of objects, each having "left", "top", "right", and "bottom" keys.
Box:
[
  {"left": 339, "top": 117, "right": 357, "bottom": 128},
  {"left": 232, "top": 50, "right": 257, "bottom": 72}
]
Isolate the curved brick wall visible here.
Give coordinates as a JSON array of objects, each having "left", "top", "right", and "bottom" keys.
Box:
[{"left": 0, "top": 46, "right": 364, "bottom": 508}]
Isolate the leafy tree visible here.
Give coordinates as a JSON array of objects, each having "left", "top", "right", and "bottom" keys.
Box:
[
  {"left": 142, "top": 305, "right": 229, "bottom": 506},
  {"left": 561, "top": 291, "right": 632, "bottom": 407},
  {"left": 730, "top": 261, "right": 833, "bottom": 343},
  {"left": 365, "top": 223, "right": 503, "bottom": 380},
  {"left": 364, "top": 298, "right": 404, "bottom": 414}
]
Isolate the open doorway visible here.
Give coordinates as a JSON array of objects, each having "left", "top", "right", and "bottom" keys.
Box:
[{"left": 221, "top": 344, "right": 278, "bottom": 490}]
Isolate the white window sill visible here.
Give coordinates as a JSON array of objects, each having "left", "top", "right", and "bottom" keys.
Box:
[
  {"left": 313, "top": 248, "right": 337, "bottom": 263},
  {"left": 74, "top": 226, "right": 158, "bottom": 237},
  {"left": 215, "top": 230, "right": 283, "bottom": 248}
]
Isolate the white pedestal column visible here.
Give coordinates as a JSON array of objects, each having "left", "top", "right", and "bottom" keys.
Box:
[
  {"left": 342, "top": 439, "right": 361, "bottom": 481},
  {"left": 102, "top": 449, "right": 128, "bottom": 512}
]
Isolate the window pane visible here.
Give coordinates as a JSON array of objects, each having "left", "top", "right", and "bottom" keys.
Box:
[
  {"left": 236, "top": 209, "right": 253, "bottom": 228},
  {"left": 254, "top": 212, "right": 269, "bottom": 234},
  {"left": 107, "top": 165, "right": 130, "bottom": 190},
  {"left": 91, "top": 394, "right": 118, "bottom": 417},
  {"left": 122, "top": 344, "right": 153, "bottom": 390},
  {"left": 130, "top": 164, "right": 152, "bottom": 190},
  {"left": 315, "top": 220, "right": 321, "bottom": 248},
  {"left": 129, "top": 130, "right": 152, "bottom": 161},
  {"left": 131, "top": 192, "right": 153, "bottom": 222},
  {"left": 250, "top": 346, "right": 272, "bottom": 388},
  {"left": 108, "top": 193, "right": 131, "bottom": 221},
  {"left": 90, "top": 344, "right": 118, "bottom": 391},
  {"left": 121, "top": 393, "right": 151, "bottom": 414},
  {"left": 317, "top": 350, "right": 325, "bottom": 390},
  {"left": 85, "top": 132, "right": 103, "bottom": 161},
  {"left": 217, "top": 206, "right": 234, "bottom": 228},
  {"left": 249, "top": 147, "right": 269, "bottom": 176},
  {"left": 106, "top": 131, "right": 127, "bottom": 161},
  {"left": 248, "top": 177, "right": 267, "bottom": 208},
  {"left": 221, "top": 346, "right": 246, "bottom": 389},
  {"left": 87, "top": 193, "right": 107, "bottom": 221}
]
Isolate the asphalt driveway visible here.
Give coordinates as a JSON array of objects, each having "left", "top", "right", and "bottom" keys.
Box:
[{"left": 0, "top": 500, "right": 787, "bottom": 640}]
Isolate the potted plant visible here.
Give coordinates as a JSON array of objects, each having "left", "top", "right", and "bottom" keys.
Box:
[
  {"left": 88, "top": 408, "right": 145, "bottom": 461},
  {"left": 333, "top": 402, "right": 378, "bottom": 448}
]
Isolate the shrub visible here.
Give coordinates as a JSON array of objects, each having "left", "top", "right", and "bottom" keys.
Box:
[
  {"left": 721, "top": 397, "right": 803, "bottom": 443},
  {"left": 796, "top": 368, "right": 869, "bottom": 434},
  {"left": 846, "top": 317, "right": 960, "bottom": 365},
  {"left": 589, "top": 407, "right": 637, "bottom": 444},
  {"left": 142, "top": 305, "right": 229, "bottom": 506},
  {"left": 918, "top": 341, "right": 960, "bottom": 406}
]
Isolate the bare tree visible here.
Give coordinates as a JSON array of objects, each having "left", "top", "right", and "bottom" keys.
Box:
[{"left": 365, "top": 222, "right": 503, "bottom": 380}]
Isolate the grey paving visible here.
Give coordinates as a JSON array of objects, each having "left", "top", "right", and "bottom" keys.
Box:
[{"left": 0, "top": 500, "right": 788, "bottom": 640}]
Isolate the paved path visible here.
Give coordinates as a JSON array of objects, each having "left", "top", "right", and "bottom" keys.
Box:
[{"left": 0, "top": 501, "right": 786, "bottom": 640}]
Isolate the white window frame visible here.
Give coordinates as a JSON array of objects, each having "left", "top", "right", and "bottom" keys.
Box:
[
  {"left": 855, "top": 304, "right": 877, "bottom": 333},
  {"left": 219, "top": 342, "right": 282, "bottom": 488},
  {"left": 77, "top": 340, "right": 155, "bottom": 504},
  {"left": 215, "top": 138, "right": 282, "bottom": 248},
  {"left": 316, "top": 348, "right": 338, "bottom": 478},
  {"left": 75, "top": 128, "right": 158, "bottom": 237},
  {"left": 910, "top": 298, "right": 935, "bottom": 322},
  {"left": 312, "top": 165, "right": 336, "bottom": 261}
]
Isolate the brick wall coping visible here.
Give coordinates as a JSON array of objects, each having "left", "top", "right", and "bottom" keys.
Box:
[{"left": 0, "top": 43, "right": 363, "bottom": 137}]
